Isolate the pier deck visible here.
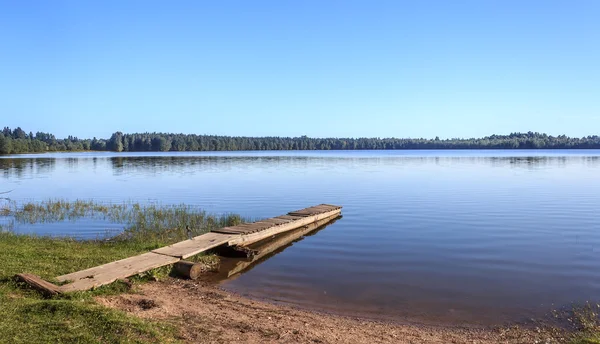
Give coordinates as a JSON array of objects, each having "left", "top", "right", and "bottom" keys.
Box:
[{"left": 36, "top": 204, "right": 342, "bottom": 293}]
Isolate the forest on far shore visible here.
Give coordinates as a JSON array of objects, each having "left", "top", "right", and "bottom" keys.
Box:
[{"left": 1, "top": 126, "right": 599, "bottom": 154}]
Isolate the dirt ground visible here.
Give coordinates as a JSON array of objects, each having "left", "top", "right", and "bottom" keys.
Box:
[{"left": 97, "top": 278, "right": 567, "bottom": 344}]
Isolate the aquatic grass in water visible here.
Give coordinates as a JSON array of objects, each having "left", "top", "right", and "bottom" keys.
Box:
[{"left": 1, "top": 200, "right": 248, "bottom": 244}]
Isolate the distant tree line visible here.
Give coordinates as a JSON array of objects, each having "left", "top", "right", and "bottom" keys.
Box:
[
  {"left": 1, "top": 126, "right": 600, "bottom": 155},
  {"left": 0, "top": 127, "right": 106, "bottom": 154}
]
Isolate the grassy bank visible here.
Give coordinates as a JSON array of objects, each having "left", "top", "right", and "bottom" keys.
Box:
[
  {"left": 0, "top": 200, "right": 247, "bottom": 343},
  {"left": 0, "top": 232, "right": 180, "bottom": 343}
]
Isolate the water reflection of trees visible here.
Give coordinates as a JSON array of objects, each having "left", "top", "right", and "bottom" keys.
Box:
[
  {"left": 0, "top": 158, "right": 56, "bottom": 179},
  {"left": 394, "top": 156, "right": 600, "bottom": 170},
  {"left": 1, "top": 155, "right": 599, "bottom": 179},
  {"left": 109, "top": 156, "right": 316, "bottom": 175},
  {"left": 107, "top": 155, "right": 600, "bottom": 175}
]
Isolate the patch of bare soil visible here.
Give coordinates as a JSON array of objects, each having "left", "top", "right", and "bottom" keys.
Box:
[{"left": 97, "top": 278, "right": 565, "bottom": 344}]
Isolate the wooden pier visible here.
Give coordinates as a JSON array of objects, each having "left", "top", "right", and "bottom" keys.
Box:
[
  {"left": 219, "top": 214, "right": 341, "bottom": 278},
  {"left": 17, "top": 204, "right": 341, "bottom": 294}
]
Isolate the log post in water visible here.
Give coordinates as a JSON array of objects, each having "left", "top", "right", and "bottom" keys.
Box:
[{"left": 172, "top": 260, "right": 206, "bottom": 280}]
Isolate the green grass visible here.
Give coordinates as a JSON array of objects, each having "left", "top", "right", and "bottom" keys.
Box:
[
  {"left": 0, "top": 296, "right": 178, "bottom": 344},
  {"left": 0, "top": 200, "right": 249, "bottom": 343},
  {"left": 0, "top": 232, "right": 180, "bottom": 343}
]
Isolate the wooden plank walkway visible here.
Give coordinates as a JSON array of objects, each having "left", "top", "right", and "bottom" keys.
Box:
[
  {"left": 48, "top": 204, "right": 341, "bottom": 292},
  {"left": 152, "top": 232, "right": 236, "bottom": 259},
  {"left": 221, "top": 213, "right": 340, "bottom": 278},
  {"left": 58, "top": 253, "right": 180, "bottom": 292},
  {"left": 226, "top": 208, "right": 341, "bottom": 246},
  {"left": 212, "top": 204, "right": 340, "bottom": 235}
]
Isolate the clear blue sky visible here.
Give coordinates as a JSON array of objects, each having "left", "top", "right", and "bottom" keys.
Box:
[{"left": 1, "top": 1, "right": 598, "bottom": 139}]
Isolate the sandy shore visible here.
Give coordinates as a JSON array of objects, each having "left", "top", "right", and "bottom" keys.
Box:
[{"left": 97, "top": 278, "right": 566, "bottom": 344}]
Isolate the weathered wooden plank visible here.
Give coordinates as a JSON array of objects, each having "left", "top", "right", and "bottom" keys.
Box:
[
  {"left": 286, "top": 212, "right": 311, "bottom": 217},
  {"left": 213, "top": 221, "right": 279, "bottom": 234},
  {"left": 227, "top": 223, "right": 264, "bottom": 233},
  {"left": 313, "top": 204, "right": 341, "bottom": 211},
  {"left": 313, "top": 204, "right": 334, "bottom": 210},
  {"left": 214, "top": 228, "right": 250, "bottom": 234},
  {"left": 223, "top": 214, "right": 340, "bottom": 277},
  {"left": 289, "top": 205, "right": 336, "bottom": 215},
  {"left": 15, "top": 273, "right": 63, "bottom": 297},
  {"left": 260, "top": 218, "right": 292, "bottom": 225},
  {"left": 275, "top": 215, "right": 305, "bottom": 221},
  {"left": 242, "top": 222, "right": 274, "bottom": 230},
  {"left": 288, "top": 205, "right": 333, "bottom": 216},
  {"left": 290, "top": 211, "right": 323, "bottom": 216},
  {"left": 56, "top": 252, "right": 172, "bottom": 283},
  {"left": 321, "top": 204, "right": 342, "bottom": 210},
  {"left": 255, "top": 220, "right": 288, "bottom": 228},
  {"left": 152, "top": 232, "right": 235, "bottom": 259},
  {"left": 233, "top": 223, "right": 255, "bottom": 228},
  {"left": 289, "top": 207, "right": 311, "bottom": 212},
  {"left": 229, "top": 208, "right": 341, "bottom": 246},
  {"left": 57, "top": 252, "right": 180, "bottom": 283},
  {"left": 287, "top": 212, "right": 315, "bottom": 216},
  {"left": 58, "top": 252, "right": 180, "bottom": 292},
  {"left": 214, "top": 224, "right": 261, "bottom": 234}
]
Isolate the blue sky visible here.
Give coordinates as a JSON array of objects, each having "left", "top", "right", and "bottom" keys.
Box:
[{"left": 1, "top": 1, "right": 598, "bottom": 139}]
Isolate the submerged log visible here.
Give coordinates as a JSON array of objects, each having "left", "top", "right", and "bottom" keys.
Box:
[
  {"left": 172, "top": 260, "right": 206, "bottom": 280},
  {"left": 15, "top": 273, "right": 62, "bottom": 297}
]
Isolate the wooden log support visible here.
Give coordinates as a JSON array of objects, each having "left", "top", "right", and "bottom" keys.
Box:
[
  {"left": 172, "top": 260, "right": 206, "bottom": 280},
  {"left": 14, "top": 273, "right": 62, "bottom": 297}
]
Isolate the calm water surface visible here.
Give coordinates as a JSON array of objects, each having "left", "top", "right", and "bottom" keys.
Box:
[{"left": 1, "top": 150, "right": 600, "bottom": 325}]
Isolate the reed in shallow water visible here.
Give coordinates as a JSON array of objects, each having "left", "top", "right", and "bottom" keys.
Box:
[{"left": 1, "top": 199, "right": 248, "bottom": 245}]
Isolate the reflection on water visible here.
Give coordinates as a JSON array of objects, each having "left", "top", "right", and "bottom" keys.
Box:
[
  {"left": 1, "top": 150, "right": 600, "bottom": 326},
  {"left": 3, "top": 153, "right": 600, "bottom": 180},
  {"left": 0, "top": 158, "right": 56, "bottom": 179}
]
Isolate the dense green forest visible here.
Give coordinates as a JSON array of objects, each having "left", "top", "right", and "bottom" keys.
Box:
[{"left": 1, "top": 126, "right": 599, "bottom": 154}]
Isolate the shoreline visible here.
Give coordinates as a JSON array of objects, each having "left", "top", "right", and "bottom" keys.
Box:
[
  {"left": 217, "top": 286, "right": 534, "bottom": 330},
  {"left": 98, "top": 277, "right": 566, "bottom": 344}
]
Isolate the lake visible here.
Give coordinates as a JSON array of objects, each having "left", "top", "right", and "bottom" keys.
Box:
[{"left": 1, "top": 150, "right": 600, "bottom": 326}]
